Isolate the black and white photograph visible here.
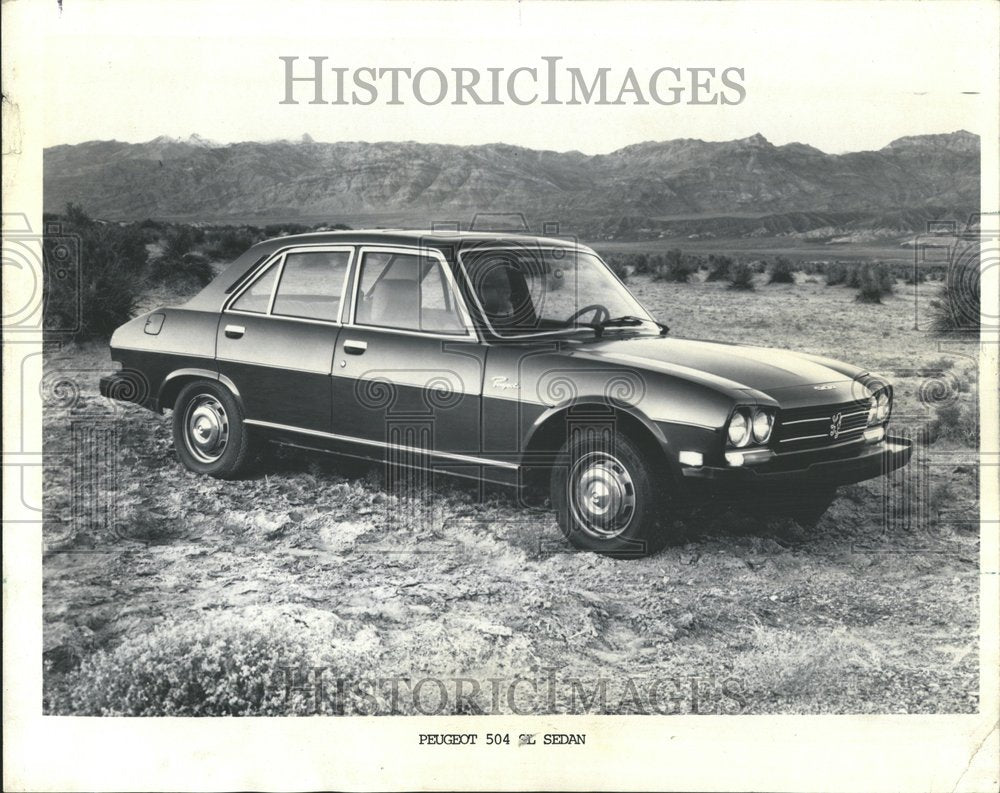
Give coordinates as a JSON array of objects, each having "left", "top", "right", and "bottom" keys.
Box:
[{"left": 3, "top": 0, "right": 998, "bottom": 790}]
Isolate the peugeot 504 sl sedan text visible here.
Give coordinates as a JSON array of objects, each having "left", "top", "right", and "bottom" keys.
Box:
[{"left": 101, "top": 230, "right": 912, "bottom": 557}]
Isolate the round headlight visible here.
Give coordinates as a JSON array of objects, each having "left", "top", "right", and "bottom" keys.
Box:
[
  {"left": 875, "top": 391, "right": 890, "bottom": 422},
  {"left": 727, "top": 410, "right": 751, "bottom": 447},
  {"left": 751, "top": 409, "right": 774, "bottom": 443}
]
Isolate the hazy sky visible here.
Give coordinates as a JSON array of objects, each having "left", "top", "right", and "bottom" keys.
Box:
[{"left": 41, "top": 0, "right": 996, "bottom": 154}]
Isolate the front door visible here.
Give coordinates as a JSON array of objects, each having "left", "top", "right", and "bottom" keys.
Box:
[
  {"left": 329, "top": 246, "right": 490, "bottom": 476},
  {"left": 216, "top": 246, "right": 353, "bottom": 432}
]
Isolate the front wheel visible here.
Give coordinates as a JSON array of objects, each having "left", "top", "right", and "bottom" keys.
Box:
[
  {"left": 551, "top": 429, "right": 671, "bottom": 558},
  {"left": 172, "top": 380, "right": 255, "bottom": 478}
]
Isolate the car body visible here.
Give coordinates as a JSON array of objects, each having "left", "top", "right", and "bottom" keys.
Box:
[{"left": 101, "top": 230, "right": 912, "bottom": 556}]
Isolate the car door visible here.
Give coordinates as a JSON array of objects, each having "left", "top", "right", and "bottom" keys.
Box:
[
  {"left": 216, "top": 245, "right": 353, "bottom": 432},
  {"left": 329, "top": 245, "right": 490, "bottom": 474}
]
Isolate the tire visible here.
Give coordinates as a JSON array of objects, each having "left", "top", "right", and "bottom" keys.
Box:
[
  {"left": 551, "top": 427, "right": 670, "bottom": 558},
  {"left": 172, "top": 380, "right": 255, "bottom": 479}
]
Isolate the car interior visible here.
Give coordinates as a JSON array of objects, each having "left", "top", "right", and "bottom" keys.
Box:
[{"left": 355, "top": 252, "right": 465, "bottom": 333}]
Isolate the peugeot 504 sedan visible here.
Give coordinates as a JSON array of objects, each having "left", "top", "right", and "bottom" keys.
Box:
[{"left": 101, "top": 230, "right": 912, "bottom": 556}]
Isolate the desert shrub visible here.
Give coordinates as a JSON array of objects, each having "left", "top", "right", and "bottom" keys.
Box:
[
  {"left": 149, "top": 252, "right": 214, "bottom": 289},
  {"left": 44, "top": 607, "right": 382, "bottom": 716},
  {"left": 904, "top": 268, "right": 927, "bottom": 285},
  {"left": 824, "top": 263, "right": 848, "bottom": 285},
  {"left": 43, "top": 204, "right": 148, "bottom": 339},
  {"left": 727, "top": 260, "right": 755, "bottom": 290},
  {"left": 264, "top": 223, "right": 311, "bottom": 237},
  {"left": 204, "top": 227, "right": 262, "bottom": 261},
  {"left": 768, "top": 256, "right": 796, "bottom": 284},
  {"left": 631, "top": 252, "right": 652, "bottom": 275},
  {"left": 705, "top": 254, "right": 734, "bottom": 282},
  {"left": 845, "top": 265, "right": 863, "bottom": 289},
  {"left": 604, "top": 255, "right": 629, "bottom": 283},
  {"left": 855, "top": 264, "right": 891, "bottom": 303},
  {"left": 162, "top": 226, "right": 199, "bottom": 259},
  {"left": 929, "top": 253, "right": 980, "bottom": 335},
  {"left": 652, "top": 248, "right": 693, "bottom": 283},
  {"left": 927, "top": 401, "right": 979, "bottom": 446}
]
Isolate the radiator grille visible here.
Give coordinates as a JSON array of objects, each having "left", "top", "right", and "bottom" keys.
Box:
[{"left": 774, "top": 400, "right": 871, "bottom": 451}]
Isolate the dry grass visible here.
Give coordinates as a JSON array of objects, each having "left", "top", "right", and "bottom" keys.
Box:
[{"left": 43, "top": 272, "right": 980, "bottom": 715}]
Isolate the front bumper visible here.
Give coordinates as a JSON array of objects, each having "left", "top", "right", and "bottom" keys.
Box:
[{"left": 680, "top": 436, "right": 912, "bottom": 487}]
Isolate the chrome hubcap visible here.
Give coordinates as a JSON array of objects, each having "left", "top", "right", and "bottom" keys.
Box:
[
  {"left": 183, "top": 395, "right": 229, "bottom": 463},
  {"left": 569, "top": 452, "right": 636, "bottom": 538}
]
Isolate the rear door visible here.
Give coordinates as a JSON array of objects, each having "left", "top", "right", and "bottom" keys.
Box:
[{"left": 216, "top": 245, "right": 353, "bottom": 432}]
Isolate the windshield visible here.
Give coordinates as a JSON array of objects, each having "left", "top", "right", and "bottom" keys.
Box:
[{"left": 461, "top": 248, "right": 653, "bottom": 337}]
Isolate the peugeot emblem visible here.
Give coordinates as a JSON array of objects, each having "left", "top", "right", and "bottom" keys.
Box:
[{"left": 829, "top": 412, "right": 843, "bottom": 438}]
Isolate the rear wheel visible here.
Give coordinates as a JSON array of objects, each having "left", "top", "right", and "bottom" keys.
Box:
[
  {"left": 172, "top": 380, "right": 255, "bottom": 478},
  {"left": 551, "top": 428, "right": 670, "bottom": 558}
]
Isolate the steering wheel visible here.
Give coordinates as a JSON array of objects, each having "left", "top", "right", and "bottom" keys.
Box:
[{"left": 565, "top": 304, "right": 610, "bottom": 327}]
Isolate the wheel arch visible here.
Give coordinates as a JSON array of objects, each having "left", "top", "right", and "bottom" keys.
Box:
[
  {"left": 157, "top": 369, "right": 243, "bottom": 413},
  {"left": 520, "top": 400, "right": 680, "bottom": 488}
]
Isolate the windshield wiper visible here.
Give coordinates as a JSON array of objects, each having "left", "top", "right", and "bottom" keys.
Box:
[{"left": 591, "top": 315, "right": 670, "bottom": 339}]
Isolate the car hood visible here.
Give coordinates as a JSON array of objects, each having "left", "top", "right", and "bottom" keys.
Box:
[{"left": 580, "top": 335, "right": 868, "bottom": 399}]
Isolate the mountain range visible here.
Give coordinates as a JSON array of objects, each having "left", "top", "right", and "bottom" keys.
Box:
[{"left": 43, "top": 131, "right": 979, "bottom": 238}]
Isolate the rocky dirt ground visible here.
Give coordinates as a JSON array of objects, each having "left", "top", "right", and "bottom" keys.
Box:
[{"left": 42, "top": 274, "right": 981, "bottom": 715}]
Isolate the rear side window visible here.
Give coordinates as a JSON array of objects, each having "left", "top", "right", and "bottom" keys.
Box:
[
  {"left": 271, "top": 250, "right": 351, "bottom": 322},
  {"left": 230, "top": 265, "right": 278, "bottom": 313}
]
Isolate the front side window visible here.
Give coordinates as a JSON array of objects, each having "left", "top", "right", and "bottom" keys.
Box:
[
  {"left": 271, "top": 250, "right": 351, "bottom": 322},
  {"left": 461, "top": 248, "right": 653, "bottom": 337},
  {"left": 354, "top": 251, "right": 466, "bottom": 334}
]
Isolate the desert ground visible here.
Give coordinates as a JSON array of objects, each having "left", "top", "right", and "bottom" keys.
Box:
[{"left": 42, "top": 262, "right": 980, "bottom": 715}]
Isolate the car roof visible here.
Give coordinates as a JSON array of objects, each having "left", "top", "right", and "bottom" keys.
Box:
[
  {"left": 258, "top": 228, "right": 592, "bottom": 251},
  {"left": 182, "top": 229, "right": 596, "bottom": 311}
]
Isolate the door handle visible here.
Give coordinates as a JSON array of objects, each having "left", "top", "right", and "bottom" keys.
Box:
[
  {"left": 343, "top": 339, "right": 368, "bottom": 355},
  {"left": 224, "top": 324, "right": 245, "bottom": 339}
]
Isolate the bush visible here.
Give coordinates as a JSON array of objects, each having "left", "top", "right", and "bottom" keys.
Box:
[
  {"left": 768, "top": 256, "right": 796, "bottom": 284},
  {"left": 825, "top": 263, "right": 848, "bottom": 285},
  {"left": 631, "top": 252, "right": 652, "bottom": 275},
  {"left": 652, "top": 248, "right": 693, "bottom": 283},
  {"left": 855, "top": 264, "right": 890, "bottom": 303},
  {"left": 264, "top": 223, "right": 311, "bottom": 237},
  {"left": 163, "top": 226, "right": 198, "bottom": 260},
  {"left": 927, "top": 401, "right": 979, "bottom": 446},
  {"left": 845, "top": 265, "right": 863, "bottom": 289},
  {"left": 727, "top": 261, "right": 755, "bottom": 290},
  {"left": 43, "top": 205, "right": 148, "bottom": 339},
  {"left": 929, "top": 253, "right": 980, "bottom": 335},
  {"left": 150, "top": 252, "right": 215, "bottom": 289},
  {"left": 904, "top": 268, "right": 927, "bottom": 285},
  {"left": 204, "top": 227, "right": 262, "bottom": 261},
  {"left": 604, "top": 255, "right": 629, "bottom": 283},
  {"left": 705, "top": 254, "right": 734, "bottom": 282},
  {"left": 44, "top": 607, "right": 382, "bottom": 716}
]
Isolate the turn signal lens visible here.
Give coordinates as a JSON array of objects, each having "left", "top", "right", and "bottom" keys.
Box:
[
  {"left": 727, "top": 410, "right": 751, "bottom": 447},
  {"left": 751, "top": 409, "right": 774, "bottom": 444},
  {"left": 875, "top": 391, "right": 891, "bottom": 422},
  {"left": 867, "top": 395, "right": 878, "bottom": 425}
]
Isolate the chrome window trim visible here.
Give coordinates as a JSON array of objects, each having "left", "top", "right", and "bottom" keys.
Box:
[
  {"left": 223, "top": 245, "right": 356, "bottom": 326},
  {"left": 454, "top": 245, "right": 656, "bottom": 340},
  {"left": 346, "top": 245, "right": 479, "bottom": 342},
  {"left": 244, "top": 418, "right": 519, "bottom": 470}
]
